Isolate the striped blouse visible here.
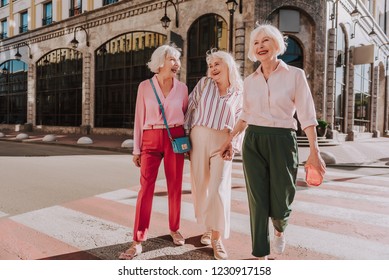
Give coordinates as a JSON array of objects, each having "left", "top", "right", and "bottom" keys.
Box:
[{"left": 184, "top": 77, "right": 243, "bottom": 133}]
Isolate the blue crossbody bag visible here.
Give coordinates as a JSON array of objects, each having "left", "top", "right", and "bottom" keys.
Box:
[{"left": 149, "top": 78, "right": 191, "bottom": 153}]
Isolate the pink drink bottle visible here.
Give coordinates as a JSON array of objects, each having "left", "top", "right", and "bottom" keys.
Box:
[{"left": 305, "top": 165, "right": 323, "bottom": 187}]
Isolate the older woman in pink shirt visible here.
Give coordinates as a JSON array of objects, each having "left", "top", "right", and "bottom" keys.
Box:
[
  {"left": 119, "top": 45, "right": 188, "bottom": 260},
  {"left": 220, "top": 24, "right": 326, "bottom": 259}
]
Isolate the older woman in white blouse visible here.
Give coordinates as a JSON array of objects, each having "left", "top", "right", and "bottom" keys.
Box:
[
  {"left": 185, "top": 50, "right": 243, "bottom": 260},
  {"left": 220, "top": 24, "right": 326, "bottom": 259}
]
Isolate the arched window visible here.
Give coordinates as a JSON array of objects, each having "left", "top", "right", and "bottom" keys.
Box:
[
  {"left": 187, "top": 14, "right": 228, "bottom": 91},
  {"left": 278, "top": 37, "right": 303, "bottom": 69},
  {"left": 95, "top": 31, "right": 166, "bottom": 128},
  {"left": 36, "top": 48, "right": 83, "bottom": 126},
  {"left": 0, "top": 60, "right": 27, "bottom": 124}
]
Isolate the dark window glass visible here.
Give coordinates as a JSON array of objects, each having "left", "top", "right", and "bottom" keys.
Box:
[
  {"left": 1, "top": 20, "right": 7, "bottom": 39},
  {"left": 278, "top": 37, "right": 303, "bottom": 68},
  {"left": 0, "top": 60, "right": 28, "bottom": 124},
  {"left": 36, "top": 49, "right": 83, "bottom": 126},
  {"left": 42, "top": 2, "right": 53, "bottom": 26},
  {"left": 20, "top": 12, "right": 28, "bottom": 33},
  {"left": 95, "top": 32, "right": 166, "bottom": 128},
  {"left": 187, "top": 14, "right": 228, "bottom": 92},
  {"left": 103, "top": 0, "right": 118, "bottom": 6},
  {"left": 0, "top": 1, "right": 8, "bottom": 8},
  {"left": 69, "top": 0, "right": 82, "bottom": 16}
]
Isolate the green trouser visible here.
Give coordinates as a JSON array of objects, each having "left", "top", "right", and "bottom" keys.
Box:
[{"left": 242, "top": 125, "right": 298, "bottom": 257}]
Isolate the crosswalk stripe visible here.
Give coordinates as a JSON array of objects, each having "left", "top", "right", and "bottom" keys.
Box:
[
  {"left": 10, "top": 206, "right": 131, "bottom": 252},
  {"left": 296, "top": 191, "right": 389, "bottom": 215},
  {"left": 0, "top": 219, "right": 86, "bottom": 260},
  {"left": 323, "top": 181, "right": 389, "bottom": 196},
  {"left": 293, "top": 200, "right": 389, "bottom": 228},
  {"left": 286, "top": 224, "right": 389, "bottom": 260},
  {"left": 290, "top": 210, "right": 389, "bottom": 244},
  {"left": 321, "top": 170, "right": 389, "bottom": 183},
  {"left": 295, "top": 187, "right": 389, "bottom": 205}
]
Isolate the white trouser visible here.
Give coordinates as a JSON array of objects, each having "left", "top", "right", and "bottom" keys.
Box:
[{"left": 189, "top": 126, "right": 232, "bottom": 239}]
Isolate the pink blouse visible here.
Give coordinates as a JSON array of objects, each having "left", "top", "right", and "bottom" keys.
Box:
[
  {"left": 133, "top": 74, "right": 188, "bottom": 155},
  {"left": 241, "top": 60, "right": 318, "bottom": 130}
]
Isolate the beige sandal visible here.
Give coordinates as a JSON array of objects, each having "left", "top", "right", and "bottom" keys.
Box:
[{"left": 119, "top": 242, "right": 142, "bottom": 260}]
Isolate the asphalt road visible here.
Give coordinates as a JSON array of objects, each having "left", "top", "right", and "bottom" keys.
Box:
[{"left": 0, "top": 140, "right": 126, "bottom": 157}]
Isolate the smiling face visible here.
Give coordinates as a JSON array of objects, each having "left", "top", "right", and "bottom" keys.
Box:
[
  {"left": 252, "top": 32, "right": 279, "bottom": 63},
  {"left": 159, "top": 54, "right": 180, "bottom": 77},
  {"left": 208, "top": 57, "right": 229, "bottom": 83}
]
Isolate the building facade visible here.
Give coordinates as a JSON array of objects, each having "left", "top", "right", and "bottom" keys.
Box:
[{"left": 0, "top": 0, "right": 388, "bottom": 140}]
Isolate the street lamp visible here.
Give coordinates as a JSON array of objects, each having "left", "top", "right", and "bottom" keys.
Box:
[
  {"left": 160, "top": 0, "right": 179, "bottom": 29},
  {"left": 70, "top": 25, "right": 90, "bottom": 48},
  {"left": 14, "top": 42, "right": 32, "bottom": 60},
  {"left": 226, "top": 0, "right": 238, "bottom": 52},
  {"left": 351, "top": 16, "right": 376, "bottom": 39},
  {"left": 350, "top": 0, "right": 361, "bottom": 18}
]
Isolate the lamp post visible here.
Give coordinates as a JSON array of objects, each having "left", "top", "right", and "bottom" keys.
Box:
[
  {"left": 160, "top": 0, "right": 179, "bottom": 29},
  {"left": 226, "top": 0, "right": 238, "bottom": 52},
  {"left": 70, "top": 25, "right": 90, "bottom": 48}
]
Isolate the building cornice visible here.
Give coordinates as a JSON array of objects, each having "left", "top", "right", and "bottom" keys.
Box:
[{"left": 0, "top": 0, "right": 188, "bottom": 50}]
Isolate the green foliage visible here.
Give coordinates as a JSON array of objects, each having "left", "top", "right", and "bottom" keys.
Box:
[{"left": 317, "top": 119, "right": 328, "bottom": 128}]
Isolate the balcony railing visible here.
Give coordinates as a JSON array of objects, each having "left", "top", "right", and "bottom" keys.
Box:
[
  {"left": 19, "top": 24, "right": 28, "bottom": 33},
  {"left": 0, "top": 32, "right": 7, "bottom": 39},
  {"left": 42, "top": 16, "right": 52, "bottom": 26},
  {"left": 69, "top": 6, "right": 82, "bottom": 17}
]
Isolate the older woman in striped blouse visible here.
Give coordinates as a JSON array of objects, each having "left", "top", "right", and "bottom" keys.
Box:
[{"left": 184, "top": 50, "right": 243, "bottom": 260}]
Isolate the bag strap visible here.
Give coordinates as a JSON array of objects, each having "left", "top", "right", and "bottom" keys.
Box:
[{"left": 149, "top": 78, "right": 174, "bottom": 141}]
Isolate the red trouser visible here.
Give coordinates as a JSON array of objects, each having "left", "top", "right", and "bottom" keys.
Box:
[{"left": 133, "top": 126, "right": 185, "bottom": 242}]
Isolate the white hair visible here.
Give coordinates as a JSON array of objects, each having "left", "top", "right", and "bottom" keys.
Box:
[
  {"left": 206, "top": 50, "right": 243, "bottom": 92},
  {"left": 248, "top": 23, "right": 287, "bottom": 62},
  {"left": 147, "top": 44, "right": 181, "bottom": 73}
]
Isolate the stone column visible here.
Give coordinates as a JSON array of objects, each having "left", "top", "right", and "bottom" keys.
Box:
[
  {"left": 235, "top": 21, "right": 245, "bottom": 77},
  {"left": 27, "top": 63, "right": 35, "bottom": 126},
  {"left": 372, "top": 65, "right": 379, "bottom": 137},
  {"left": 81, "top": 52, "right": 92, "bottom": 134},
  {"left": 347, "top": 48, "right": 356, "bottom": 141},
  {"left": 326, "top": 28, "right": 337, "bottom": 129}
]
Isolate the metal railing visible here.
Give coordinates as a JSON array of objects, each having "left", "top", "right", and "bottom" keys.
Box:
[
  {"left": 42, "top": 16, "right": 52, "bottom": 26},
  {"left": 19, "top": 24, "right": 28, "bottom": 33}
]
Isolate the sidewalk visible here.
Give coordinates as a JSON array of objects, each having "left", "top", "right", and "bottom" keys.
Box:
[
  {"left": 0, "top": 130, "right": 131, "bottom": 153},
  {"left": 1, "top": 129, "right": 389, "bottom": 167}
]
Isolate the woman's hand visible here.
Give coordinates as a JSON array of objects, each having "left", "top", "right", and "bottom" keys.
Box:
[
  {"left": 305, "top": 151, "right": 326, "bottom": 177},
  {"left": 220, "top": 140, "right": 233, "bottom": 161},
  {"left": 303, "top": 125, "right": 326, "bottom": 176},
  {"left": 133, "top": 155, "right": 141, "bottom": 167}
]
